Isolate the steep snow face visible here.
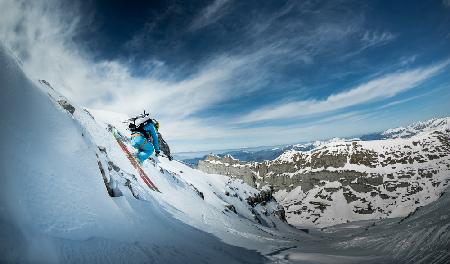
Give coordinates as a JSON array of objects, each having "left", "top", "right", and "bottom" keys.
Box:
[
  {"left": 198, "top": 119, "right": 450, "bottom": 227},
  {"left": 0, "top": 45, "right": 303, "bottom": 263},
  {"left": 81, "top": 108, "right": 298, "bottom": 253},
  {"left": 0, "top": 45, "right": 123, "bottom": 255}
]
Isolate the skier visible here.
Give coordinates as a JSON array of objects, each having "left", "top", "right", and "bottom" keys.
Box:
[{"left": 128, "top": 113, "right": 161, "bottom": 164}]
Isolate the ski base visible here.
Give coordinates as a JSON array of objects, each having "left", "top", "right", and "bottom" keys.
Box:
[{"left": 110, "top": 127, "right": 161, "bottom": 193}]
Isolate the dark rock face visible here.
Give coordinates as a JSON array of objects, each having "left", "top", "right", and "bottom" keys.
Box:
[
  {"left": 198, "top": 155, "right": 257, "bottom": 188},
  {"left": 189, "top": 183, "right": 204, "bottom": 200},
  {"left": 349, "top": 142, "right": 378, "bottom": 168},
  {"left": 198, "top": 128, "right": 450, "bottom": 227},
  {"left": 97, "top": 159, "right": 114, "bottom": 197},
  {"left": 147, "top": 132, "right": 172, "bottom": 159},
  {"left": 157, "top": 132, "right": 172, "bottom": 159},
  {"left": 274, "top": 207, "right": 286, "bottom": 222},
  {"left": 225, "top": 204, "right": 237, "bottom": 214},
  {"left": 57, "top": 99, "right": 75, "bottom": 114},
  {"left": 246, "top": 188, "right": 274, "bottom": 207}
]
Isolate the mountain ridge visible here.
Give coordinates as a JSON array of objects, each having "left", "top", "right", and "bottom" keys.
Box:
[
  {"left": 198, "top": 117, "right": 450, "bottom": 227},
  {"left": 179, "top": 116, "right": 450, "bottom": 165}
]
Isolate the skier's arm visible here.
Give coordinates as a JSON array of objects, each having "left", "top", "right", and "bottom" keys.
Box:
[{"left": 147, "top": 123, "right": 161, "bottom": 152}]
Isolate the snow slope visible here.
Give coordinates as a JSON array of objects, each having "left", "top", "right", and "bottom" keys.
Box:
[
  {"left": 82, "top": 108, "right": 303, "bottom": 253},
  {"left": 0, "top": 44, "right": 310, "bottom": 263},
  {"left": 0, "top": 44, "right": 299, "bottom": 263}
]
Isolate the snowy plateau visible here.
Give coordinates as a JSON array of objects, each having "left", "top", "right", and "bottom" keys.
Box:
[{"left": 0, "top": 44, "right": 449, "bottom": 264}]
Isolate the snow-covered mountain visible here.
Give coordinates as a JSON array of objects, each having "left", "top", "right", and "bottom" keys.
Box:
[
  {"left": 0, "top": 44, "right": 300, "bottom": 263},
  {"left": 1, "top": 43, "right": 449, "bottom": 263},
  {"left": 176, "top": 140, "right": 340, "bottom": 166},
  {"left": 198, "top": 118, "right": 450, "bottom": 227},
  {"left": 381, "top": 117, "right": 450, "bottom": 139},
  {"left": 182, "top": 118, "right": 450, "bottom": 166}
]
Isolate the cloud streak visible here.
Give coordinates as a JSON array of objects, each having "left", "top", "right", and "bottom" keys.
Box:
[
  {"left": 361, "top": 30, "right": 395, "bottom": 48},
  {"left": 189, "top": 0, "right": 232, "bottom": 31},
  {"left": 237, "top": 60, "right": 449, "bottom": 123}
]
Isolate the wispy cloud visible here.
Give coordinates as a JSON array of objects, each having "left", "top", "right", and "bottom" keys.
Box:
[
  {"left": 0, "top": 0, "right": 248, "bottom": 118},
  {"left": 0, "top": 0, "right": 366, "bottom": 120},
  {"left": 399, "top": 55, "right": 417, "bottom": 66},
  {"left": 189, "top": 0, "right": 232, "bottom": 31},
  {"left": 237, "top": 60, "right": 449, "bottom": 123},
  {"left": 2, "top": 0, "right": 448, "bottom": 152},
  {"left": 361, "top": 30, "right": 395, "bottom": 48}
]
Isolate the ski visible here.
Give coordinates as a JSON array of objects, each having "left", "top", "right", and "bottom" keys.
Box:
[{"left": 110, "top": 127, "right": 161, "bottom": 193}]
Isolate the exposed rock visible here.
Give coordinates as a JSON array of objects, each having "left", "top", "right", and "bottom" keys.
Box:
[
  {"left": 39, "top": 79, "right": 54, "bottom": 89},
  {"left": 108, "top": 161, "right": 120, "bottom": 172},
  {"left": 188, "top": 184, "right": 204, "bottom": 200},
  {"left": 350, "top": 142, "right": 378, "bottom": 168},
  {"left": 274, "top": 206, "right": 287, "bottom": 222},
  {"left": 57, "top": 99, "right": 75, "bottom": 115},
  {"left": 158, "top": 132, "right": 172, "bottom": 160},
  {"left": 147, "top": 132, "right": 172, "bottom": 159},
  {"left": 97, "top": 160, "right": 114, "bottom": 197},
  {"left": 225, "top": 204, "right": 237, "bottom": 214},
  {"left": 246, "top": 187, "right": 274, "bottom": 207},
  {"left": 83, "top": 108, "right": 95, "bottom": 119},
  {"left": 125, "top": 179, "right": 139, "bottom": 199},
  {"left": 199, "top": 155, "right": 257, "bottom": 187},
  {"left": 98, "top": 146, "right": 107, "bottom": 154}
]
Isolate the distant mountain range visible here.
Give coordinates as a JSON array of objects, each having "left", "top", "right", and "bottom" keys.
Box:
[
  {"left": 177, "top": 117, "right": 450, "bottom": 166},
  {"left": 197, "top": 117, "right": 450, "bottom": 227}
]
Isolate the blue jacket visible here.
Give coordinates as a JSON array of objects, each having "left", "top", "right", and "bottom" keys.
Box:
[{"left": 130, "top": 122, "right": 160, "bottom": 153}]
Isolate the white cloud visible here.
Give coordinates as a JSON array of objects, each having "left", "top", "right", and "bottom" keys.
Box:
[
  {"left": 237, "top": 60, "right": 449, "bottom": 123},
  {"left": 361, "top": 30, "right": 395, "bottom": 47},
  {"left": 0, "top": 0, "right": 251, "bottom": 119}
]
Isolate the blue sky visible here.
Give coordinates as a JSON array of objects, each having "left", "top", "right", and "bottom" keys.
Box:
[{"left": 1, "top": 0, "right": 450, "bottom": 152}]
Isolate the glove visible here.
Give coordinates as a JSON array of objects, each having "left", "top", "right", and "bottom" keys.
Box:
[{"left": 155, "top": 150, "right": 160, "bottom": 157}]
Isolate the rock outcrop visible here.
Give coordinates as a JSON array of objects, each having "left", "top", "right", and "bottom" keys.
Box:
[
  {"left": 157, "top": 132, "right": 172, "bottom": 159},
  {"left": 199, "top": 155, "right": 257, "bottom": 187}
]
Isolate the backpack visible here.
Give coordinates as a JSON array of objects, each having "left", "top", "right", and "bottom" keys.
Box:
[{"left": 128, "top": 111, "right": 159, "bottom": 139}]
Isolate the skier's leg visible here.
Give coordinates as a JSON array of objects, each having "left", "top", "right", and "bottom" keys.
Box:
[
  {"left": 136, "top": 142, "right": 155, "bottom": 163},
  {"left": 136, "top": 151, "right": 151, "bottom": 163},
  {"left": 131, "top": 134, "right": 146, "bottom": 149}
]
